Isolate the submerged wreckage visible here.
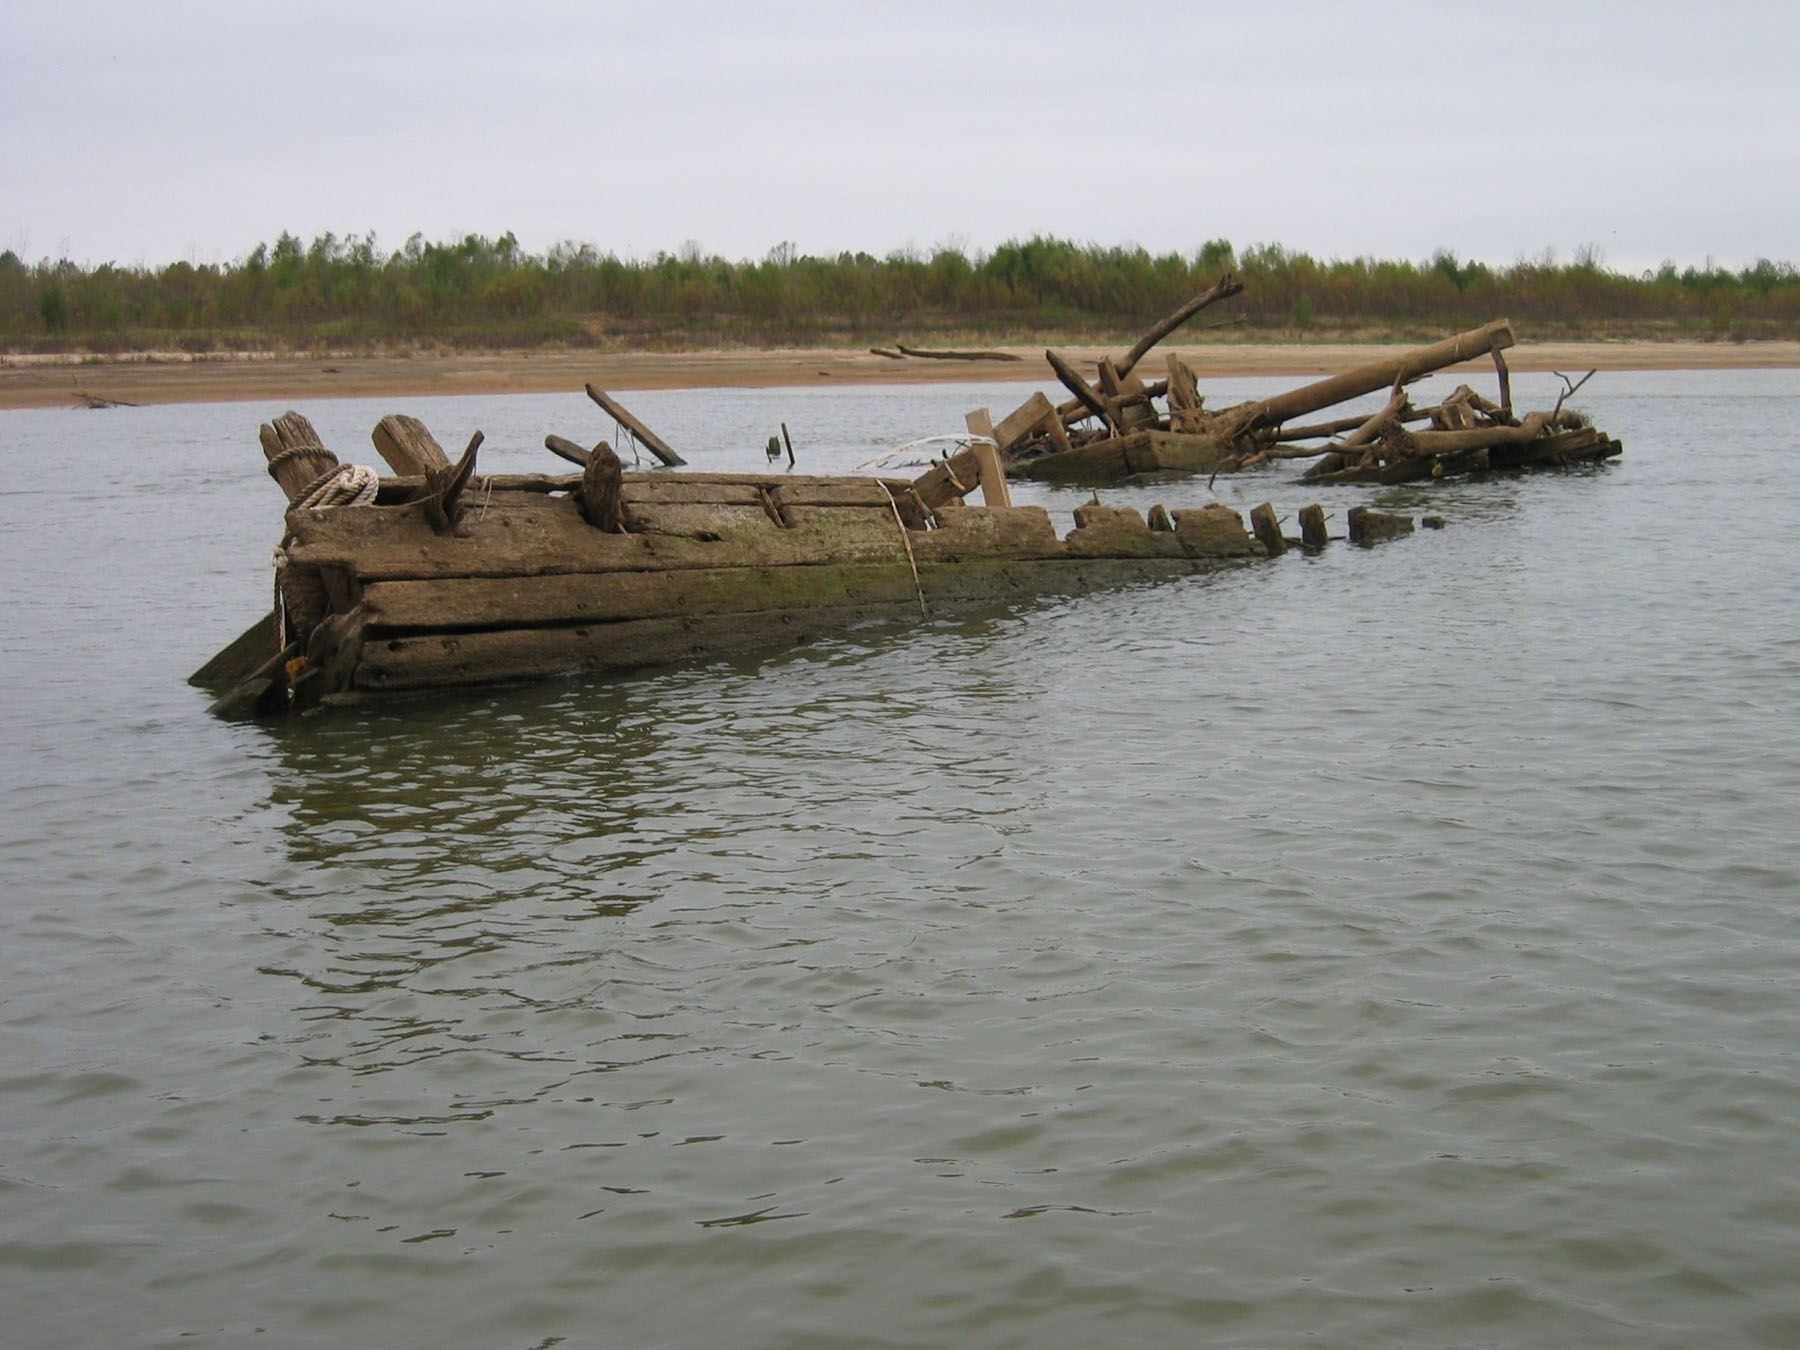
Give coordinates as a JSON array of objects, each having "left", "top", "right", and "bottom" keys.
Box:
[
  {"left": 192, "top": 289, "right": 1621, "bottom": 717},
  {"left": 980, "top": 276, "right": 1621, "bottom": 485}
]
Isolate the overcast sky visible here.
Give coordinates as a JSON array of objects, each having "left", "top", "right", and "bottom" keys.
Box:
[{"left": 5, "top": 1, "right": 1796, "bottom": 273}]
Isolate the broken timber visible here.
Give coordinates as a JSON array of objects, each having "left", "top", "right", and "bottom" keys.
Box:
[
  {"left": 995, "top": 294, "right": 1621, "bottom": 485},
  {"left": 194, "top": 406, "right": 1304, "bottom": 718}
]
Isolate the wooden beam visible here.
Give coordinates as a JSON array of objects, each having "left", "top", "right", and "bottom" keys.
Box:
[
  {"left": 585, "top": 383, "right": 686, "bottom": 466},
  {"left": 1045, "top": 349, "right": 1114, "bottom": 430}
]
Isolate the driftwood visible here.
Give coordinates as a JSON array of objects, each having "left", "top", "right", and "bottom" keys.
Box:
[
  {"left": 585, "top": 384, "right": 685, "bottom": 466},
  {"left": 1116, "top": 272, "right": 1242, "bottom": 377},
  {"left": 894, "top": 345, "right": 1023, "bottom": 361}
]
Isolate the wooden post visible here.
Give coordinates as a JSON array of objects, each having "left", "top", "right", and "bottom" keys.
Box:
[
  {"left": 260, "top": 411, "right": 339, "bottom": 502},
  {"left": 372, "top": 414, "right": 453, "bottom": 476},
  {"left": 585, "top": 384, "right": 686, "bottom": 466},
  {"left": 1249, "top": 502, "right": 1286, "bottom": 556},
  {"left": 1298, "top": 504, "right": 1328, "bottom": 549},
  {"left": 971, "top": 441, "right": 1012, "bottom": 509},
  {"left": 579, "top": 440, "right": 629, "bottom": 532},
  {"left": 423, "top": 431, "right": 481, "bottom": 535}
]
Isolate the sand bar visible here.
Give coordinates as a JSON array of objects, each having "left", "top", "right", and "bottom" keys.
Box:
[{"left": 4, "top": 340, "right": 1799, "bottom": 411}]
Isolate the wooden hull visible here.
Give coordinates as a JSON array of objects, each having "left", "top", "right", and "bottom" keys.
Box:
[{"left": 198, "top": 472, "right": 1264, "bottom": 717}]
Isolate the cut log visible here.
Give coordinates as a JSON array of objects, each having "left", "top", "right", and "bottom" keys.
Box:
[
  {"left": 585, "top": 384, "right": 686, "bottom": 466},
  {"left": 1237, "top": 319, "right": 1515, "bottom": 432},
  {"left": 372, "top": 414, "right": 453, "bottom": 476}
]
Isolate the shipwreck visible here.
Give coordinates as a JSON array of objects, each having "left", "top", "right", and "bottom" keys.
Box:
[
  {"left": 192, "top": 393, "right": 1318, "bottom": 718},
  {"left": 974, "top": 276, "right": 1621, "bottom": 486},
  {"left": 192, "top": 288, "right": 1621, "bottom": 717}
]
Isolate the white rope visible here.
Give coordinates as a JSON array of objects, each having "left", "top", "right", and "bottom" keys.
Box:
[
  {"left": 295, "top": 464, "right": 379, "bottom": 511},
  {"left": 854, "top": 433, "right": 995, "bottom": 472},
  {"left": 876, "top": 481, "right": 929, "bottom": 621}
]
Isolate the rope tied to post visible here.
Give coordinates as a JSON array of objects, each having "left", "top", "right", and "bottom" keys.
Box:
[{"left": 294, "top": 463, "right": 379, "bottom": 511}]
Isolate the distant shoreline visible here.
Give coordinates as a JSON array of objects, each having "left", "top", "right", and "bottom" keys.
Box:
[{"left": 4, "top": 340, "right": 1799, "bottom": 411}]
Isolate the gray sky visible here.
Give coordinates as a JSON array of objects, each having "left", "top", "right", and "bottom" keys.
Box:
[{"left": 5, "top": 0, "right": 1796, "bottom": 273}]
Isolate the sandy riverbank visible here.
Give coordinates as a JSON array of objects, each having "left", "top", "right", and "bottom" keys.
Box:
[{"left": 4, "top": 340, "right": 1799, "bottom": 411}]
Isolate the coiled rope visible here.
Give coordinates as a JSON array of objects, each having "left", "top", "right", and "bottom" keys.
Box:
[{"left": 294, "top": 463, "right": 379, "bottom": 511}]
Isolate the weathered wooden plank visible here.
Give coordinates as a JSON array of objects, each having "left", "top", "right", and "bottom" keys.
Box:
[
  {"left": 362, "top": 562, "right": 928, "bottom": 631},
  {"left": 1005, "top": 436, "right": 1133, "bottom": 483},
  {"left": 909, "top": 505, "right": 1063, "bottom": 562},
  {"left": 352, "top": 557, "right": 1221, "bottom": 692},
  {"left": 991, "top": 391, "right": 1057, "bottom": 451},
  {"left": 189, "top": 609, "right": 279, "bottom": 688},
  {"left": 911, "top": 447, "right": 983, "bottom": 512},
  {"left": 585, "top": 384, "right": 685, "bottom": 466},
  {"left": 284, "top": 494, "right": 911, "bottom": 580},
  {"left": 1347, "top": 506, "right": 1415, "bottom": 544},
  {"left": 772, "top": 480, "right": 902, "bottom": 510}
]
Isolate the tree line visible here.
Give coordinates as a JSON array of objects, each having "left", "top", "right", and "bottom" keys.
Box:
[{"left": 4, "top": 231, "right": 1798, "bottom": 352}]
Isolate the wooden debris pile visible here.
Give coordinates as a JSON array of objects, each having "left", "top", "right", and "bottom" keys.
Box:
[{"left": 976, "top": 285, "right": 1621, "bottom": 485}]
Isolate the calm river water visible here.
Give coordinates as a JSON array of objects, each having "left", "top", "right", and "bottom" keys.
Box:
[{"left": 2, "top": 370, "right": 1798, "bottom": 1348}]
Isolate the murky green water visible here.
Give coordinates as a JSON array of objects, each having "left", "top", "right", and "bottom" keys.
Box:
[{"left": 3, "top": 373, "right": 1798, "bottom": 1347}]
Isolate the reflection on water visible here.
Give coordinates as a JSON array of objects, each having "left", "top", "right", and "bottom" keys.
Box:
[{"left": 4, "top": 374, "right": 1800, "bottom": 1348}]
